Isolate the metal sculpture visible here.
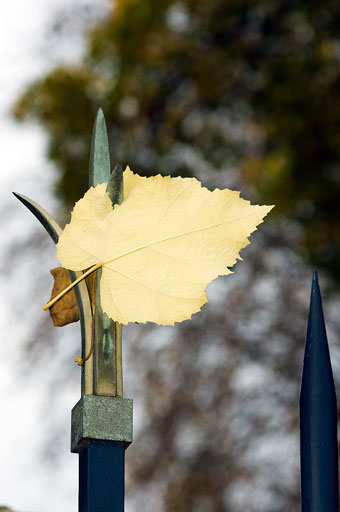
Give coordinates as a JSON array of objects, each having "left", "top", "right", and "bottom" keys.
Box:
[{"left": 14, "top": 109, "right": 132, "bottom": 512}]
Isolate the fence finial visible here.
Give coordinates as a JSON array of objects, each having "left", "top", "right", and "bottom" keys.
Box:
[{"left": 300, "top": 271, "right": 339, "bottom": 511}]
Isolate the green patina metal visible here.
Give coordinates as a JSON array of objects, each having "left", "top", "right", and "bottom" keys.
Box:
[
  {"left": 89, "top": 108, "right": 111, "bottom": 186},
  {"left": 71, "top": 395, "right": 132, "bottom": 453},
  {"left": 14, "top": 110, "right": 132, "bottom": 451},
  {"left": 12, "top": 193, "right": 93, "bottom": 396},
  {"left": 89, "top": 110, "right": 124, "bottom": 397}
]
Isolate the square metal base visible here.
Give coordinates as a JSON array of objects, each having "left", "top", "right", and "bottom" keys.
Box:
[{"left": 71, "top": 395, "right": 133, "bottom": 453}]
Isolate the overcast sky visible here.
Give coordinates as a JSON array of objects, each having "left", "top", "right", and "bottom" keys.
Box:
[{"left": 0, "top": 2, "right": 108, "bottom": 511}]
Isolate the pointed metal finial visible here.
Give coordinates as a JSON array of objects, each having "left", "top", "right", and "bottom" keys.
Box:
[
  {"left": 89, "top": 108, "right": 111, "bottom": 187},
  {"left": 107, "top": 164, "right": 123, "bottom": 207},
  {"left": 89, "top": 110, "right": 123, "bottom": 397},
  {"left": 14, "top": 109, "right": 132, "bottom": 510},
  {"left": 300, "top": 271, "right": 339, "bottom": 511},
  {"left": 14, "top": 109, "right": 124, "bottom": 398}
]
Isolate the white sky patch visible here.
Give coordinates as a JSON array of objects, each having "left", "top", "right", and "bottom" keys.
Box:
[{"left": 0, "top": 2, "right": 108, "bottom": 511}]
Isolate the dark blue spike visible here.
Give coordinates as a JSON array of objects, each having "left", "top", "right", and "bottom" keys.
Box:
[{"left": 300, "top": 271, "right": 339, "bottom": 511}]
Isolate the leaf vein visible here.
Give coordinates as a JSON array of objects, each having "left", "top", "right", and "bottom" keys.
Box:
[{"left": 106, "top": 267, "right": 199, "bottom": 300}]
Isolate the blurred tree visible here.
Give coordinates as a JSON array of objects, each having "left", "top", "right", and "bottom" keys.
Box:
[
  {"left": 11, "top": 1, "right": 340, "bottom": 511},
  {"left": 123, "top": 236, "right": 311, "bottom": 512},
  {"left": 13, "top": 0, "right": 340, "bottom": 281}
]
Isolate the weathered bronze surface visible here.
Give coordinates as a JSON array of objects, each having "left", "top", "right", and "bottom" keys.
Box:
[
  {"left": 71, "top": 395, "right": 133, "bottom": 453},
  {"left": 89, "top": 111, "right": 123, "bottom": 397},
  {"left": 15, "top": 110, "right": 132, "bottom": 453}
]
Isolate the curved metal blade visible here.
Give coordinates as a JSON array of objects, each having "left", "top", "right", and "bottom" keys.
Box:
[
  {"left": 13, "top": 192, "right": 94, "bottom": 395},
  {"left": 13, "top": 192, "right": 62, "bottom": 243}
]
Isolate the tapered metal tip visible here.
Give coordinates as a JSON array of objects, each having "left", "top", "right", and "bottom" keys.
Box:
[
  {"left": 89, "top": 108, "right": 111, "bottom": 186},
  {"left": 13, "top": 191, "right": 31, "bottom": 211},
  {"left": 13, "top": 191, "right": 28, "bottom": 204},
  {"left": 300, "top": 272, "right": 339, "bottom": 510},
  {"left": 12, "top": 191, "right": 61, "bottom": 244},
  {"left": 300, "top": 271, "right": 334, "bottom": 404},
  {"left": 94, "top": 108, "right": 106, "bottom": 130},
  {"left": 301, "top": 269, "right": 335, "bottom": 404},
  {"left": 308, "top": 271, "right": 326, "bottom": 337},
  {"left": 107, "top": 164, "right": 123, "bottom": 207},
  {"left": 95, "top": 108, "right": 105, "bottom": 125}
]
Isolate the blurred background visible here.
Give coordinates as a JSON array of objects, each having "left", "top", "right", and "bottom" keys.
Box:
[{"left": 2, "top": 0, "right": 340, "bottom": 511}]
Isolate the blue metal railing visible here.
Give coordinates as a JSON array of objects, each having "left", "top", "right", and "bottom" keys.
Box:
[{"left": 300, "top": 272, "right": 339, "bottom": 511}]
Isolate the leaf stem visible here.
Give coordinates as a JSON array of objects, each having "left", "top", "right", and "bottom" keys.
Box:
[{"left": 43, "top": 262, "right": 104, "bottom": 311}]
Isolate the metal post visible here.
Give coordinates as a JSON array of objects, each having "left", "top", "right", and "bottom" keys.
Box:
[
  {"left": 79, "top": 441, "right": 125, "bottom": 512},
  {"left": 71, "top": 110, "right": 133, "bottom": 511},
  {"left": 71, "top": 395, "right": 132, "bottom": 512},
  {"left": 300, "top": 271, "right": 339, "bottom": 511}
]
